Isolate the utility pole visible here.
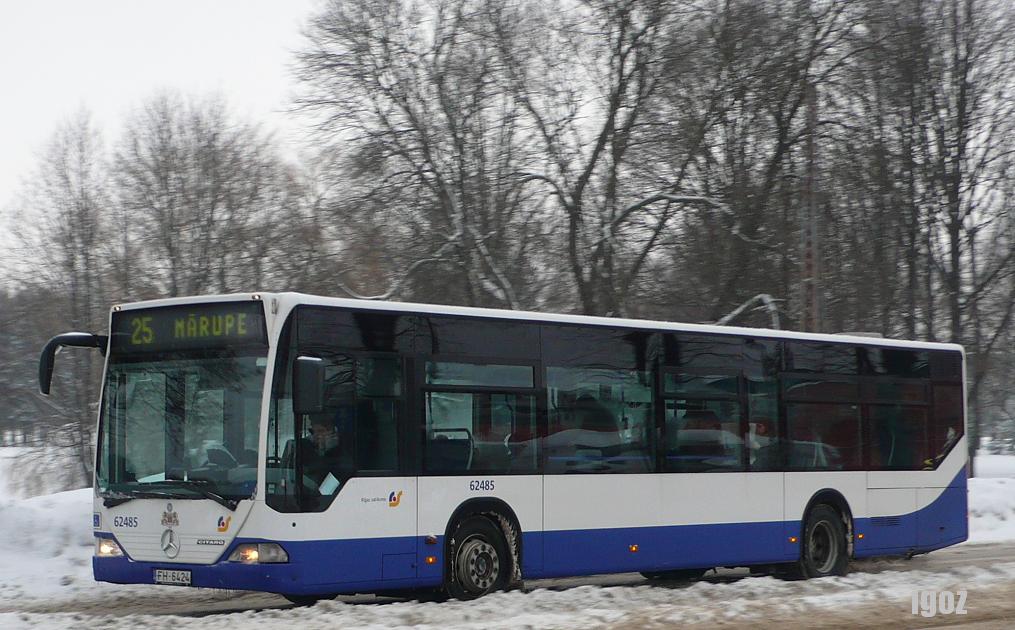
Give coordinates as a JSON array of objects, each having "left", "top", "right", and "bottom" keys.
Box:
[{"left": 800, "top": 79, "right": 822, "bottom": 332}]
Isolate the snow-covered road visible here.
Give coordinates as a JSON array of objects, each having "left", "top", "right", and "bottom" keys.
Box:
[{"left": 3, "top": 544, "right": 1015, "bottom": 629}]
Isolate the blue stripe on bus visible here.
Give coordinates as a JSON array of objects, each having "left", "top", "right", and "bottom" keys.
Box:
[
  {"left": 94, "top": 469, "right": 967, "bottom": 595},
  {"left": 534, "top": 520, "right": 792, "bottom": 578}
]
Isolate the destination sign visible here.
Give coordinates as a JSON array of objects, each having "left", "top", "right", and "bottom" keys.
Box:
[{"left": 110, "top": 301, "right": 267, "bottom": 353}]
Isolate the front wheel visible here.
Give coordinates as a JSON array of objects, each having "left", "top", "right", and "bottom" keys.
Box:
[
  {"left": 798, "top": 504, "right": 849, "bottom": 578},
  {"left": 445, "top": 516, "right": 512, "bottom": 600}
]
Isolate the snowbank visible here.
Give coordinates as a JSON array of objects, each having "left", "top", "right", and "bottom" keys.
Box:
[
  {"left": 0, "top": 488, "right": 95, "bottom": 602},
  {"left": 968, "top": 477, "right": 1015, "bottom": 544},
  {"left": 974, "top": 453, "right": 1015, "bottom": 479}
]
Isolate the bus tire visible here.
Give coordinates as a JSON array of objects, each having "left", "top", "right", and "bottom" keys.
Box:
[
  {"left": 797, "top": 504, "right": 849, "bottom": 578},
  {"left": 641, "top": 568, "right": 707, "bottom": 581},
  {"left": 445, "top": 516, "right": 511, "bottom": 600}
]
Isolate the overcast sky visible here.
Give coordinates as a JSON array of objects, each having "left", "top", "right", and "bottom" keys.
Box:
[{"left": 0, "top": 0, "right": 318, "bottom": 218}]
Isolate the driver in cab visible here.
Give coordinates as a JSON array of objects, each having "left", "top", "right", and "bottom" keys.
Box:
[{"left": 302, "top": 409, "right": 353, "bottom": 495}]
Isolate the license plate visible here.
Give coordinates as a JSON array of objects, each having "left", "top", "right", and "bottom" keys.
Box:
[{"left": 153, "top": 569, "right": 192, "bottom": 586}]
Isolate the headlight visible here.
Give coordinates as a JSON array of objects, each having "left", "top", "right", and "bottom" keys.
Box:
[
  {"left": 95, "top": 537, "right": 125, "bottom": 558},
  {"left": 228, "top": 543, "right": 288, "bottom": 564}
]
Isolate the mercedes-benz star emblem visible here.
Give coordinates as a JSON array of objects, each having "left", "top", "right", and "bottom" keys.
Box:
[{"left": 161, "top": 528, "right": 180, "bottom": 559}]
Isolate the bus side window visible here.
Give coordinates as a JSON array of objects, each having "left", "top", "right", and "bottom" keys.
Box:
[
  {"left": 744, "top": 339, "right": 781, "bottom": 471},
  {"left": 544, "top": 366, "right": 653, "bottom": 474},
  {"left": 663, "top": 400, "right": 744, "bottom": 473},
  {"left": 425, "top": 392, "right": 475, "bottom": 472},
  {"left": 355, "top": 357, "right": 401, "bottom": 472},
  {"left": 930, "top": 384, "right": 963, "bottom": 466},
  {"left": 423, "top": 391, "right": 538, "bottom": 473},
  {"left": 747, "top": 384, "right": 780, "bottom": 471},
  {"left": 786, "top": 402, "right": 862, "bottom": 470},
  {"left": 868, "top": 405, "right": 928, "bottom": 470},
  {"left": 422, "top": 361, "right": 539, "bottom": 474}
]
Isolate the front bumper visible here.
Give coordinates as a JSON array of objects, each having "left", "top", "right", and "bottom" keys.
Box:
[{"left": 93, "top": 535, "right": 442, "bottom": 596}]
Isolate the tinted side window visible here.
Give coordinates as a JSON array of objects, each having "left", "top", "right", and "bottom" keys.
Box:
[
  {"left": 544, "top": 366, "right": 654, "bottom": 473},
  {"left": 869, "top": 406, "right": 928, "bottom": 470},
  {"left": 543, "top": 325, "right": 654, "bottom": 369},
  {"left": 665, "top": 372, "right": 739, "bottom": 398},
  {"left": 426, "top": 362, "right": 534, "bottom": 388},
  {"left": 267, "top": 310, "right": 403, "bottom": 513},
  {"left": 419, "top": 316, "right": 539, "bottom": 360},
  {"left": 664, "top": 399, "right": 743, "bottom": 472},
  {"left": 663, "top": 333, "right": 741, "bottom": 370},
  {"left": 745, "top": 340, "right": 780, "bottom": 471},
  {"left": 299, "top": 353, "right": 402, "bottom": 511},
  {"left": 786, "top": 403, "right": 862, "bottom": 470},
  {"left": 786, "top": 342, "right": 858, "bottom": 374},
  {"left": 860, "top": 348, "right": 929, "bottom": 377},
  {"left": 299, "top": 307, "right": 413, "bottom": 353},
  {"left": 661, "top": 333, "right": 745, "bottom": 473},
  {"left": 861, "top": 379, "right": 928, "bottom": 404},
  {"left": 351, "top": 357, "right": 402, "bottom": 472},
  {"left": 425, "top": 391, "right": 538, "bottom": 473},
  {"left": 422, "top": 359, "right": 539, "bottom": 474},
  {"left": 783, "top": 376, "right": 859, "bottom": 402},
  {"left": 930, "top": 351, "right": 963, "bottom": 381},
  {"left": 930, "top": 384, "right": 963, "bottom": 465}
]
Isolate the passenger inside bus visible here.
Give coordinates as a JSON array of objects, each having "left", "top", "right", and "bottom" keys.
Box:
[{"left": 748, "top": 417, "right": 780, "bottom": 470}]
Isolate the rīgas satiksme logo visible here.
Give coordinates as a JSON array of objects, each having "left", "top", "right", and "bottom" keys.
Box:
[{"left": 361, "top": 490, "right": 404, "bottom": 506}]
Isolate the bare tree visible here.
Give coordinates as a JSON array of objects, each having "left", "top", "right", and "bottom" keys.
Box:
[
  {"left": 114, "top": 92, "right": 292, "bottom": 297},
  {"left": 9, "top": 110, "right": 109, "bottom": 482},
  {"left": 494, "top": 0, "right": 682, "bottom": 316},
  {"left": 297, "top": 0, "right": 552, "bottom": 309}
]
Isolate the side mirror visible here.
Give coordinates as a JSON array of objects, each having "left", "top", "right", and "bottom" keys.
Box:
[
  {"left": 292, "top": 356, "right": 325, "bottom": 415},
  {"left": 39, "top": 332, "right": 108, "bottom": 396}
]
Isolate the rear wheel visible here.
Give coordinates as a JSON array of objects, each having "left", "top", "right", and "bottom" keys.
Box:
[
  {"left": 797, "top": 504, "right": 849, "bottom": 578},
  {"left": 445, "top": 516, "right": 512, "bottom": 600}
]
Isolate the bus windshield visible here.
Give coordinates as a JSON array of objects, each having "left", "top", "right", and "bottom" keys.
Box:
[{"left": 97, "top": 350, "right": 267, "bottom": 505}]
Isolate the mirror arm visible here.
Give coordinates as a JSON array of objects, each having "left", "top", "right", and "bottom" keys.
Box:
[{"left": 39, "top": 332, "right": 108, "bottom": 396}]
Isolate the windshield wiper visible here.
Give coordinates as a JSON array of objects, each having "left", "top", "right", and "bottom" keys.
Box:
[
  {"left": 155, "top": 479, "right": 239, "bottom": 511},
  {"left": 103, "top": 489, "right": 176, "bottom": 508}
]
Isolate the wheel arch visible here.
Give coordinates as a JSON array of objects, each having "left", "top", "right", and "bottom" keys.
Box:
[
  {"left": 443, "top": 498, "right": 523, "bottom": 583},
  {"left": 800, "top": 488, "right": 855, "bottom": 557}
]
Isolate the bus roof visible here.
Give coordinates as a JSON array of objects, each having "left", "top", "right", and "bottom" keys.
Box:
[{"left": 112, "top": 292, "right": 965, "bottom": 355}]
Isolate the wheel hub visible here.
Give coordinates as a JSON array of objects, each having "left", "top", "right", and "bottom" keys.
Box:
[
  {"left": 809, "top": 521, "right": 838, "bottom": 573},
  {"left": 456, "top": 537, "right": 500, "bottom": 594}
]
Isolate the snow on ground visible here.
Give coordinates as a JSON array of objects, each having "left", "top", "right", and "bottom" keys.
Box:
[
  {"left": 2, "top": 563, "right": 1015, "bottom": 629},
  {"left": 968, "top": 477, "right": 1015, "bottom": 544},
  {"left": 967, "top": 454, "right": 1015, "bottom": 544},
  {"left": 974, "top": 452, "right": 1015, "bottom": 478},
  {"left": 0, "top": 488, "right": 95, "bottom": 601}
]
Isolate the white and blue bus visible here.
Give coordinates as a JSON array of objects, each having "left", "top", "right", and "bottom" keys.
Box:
[{"left": 39, "top": 293, "right": 967, "bottom": 601}]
